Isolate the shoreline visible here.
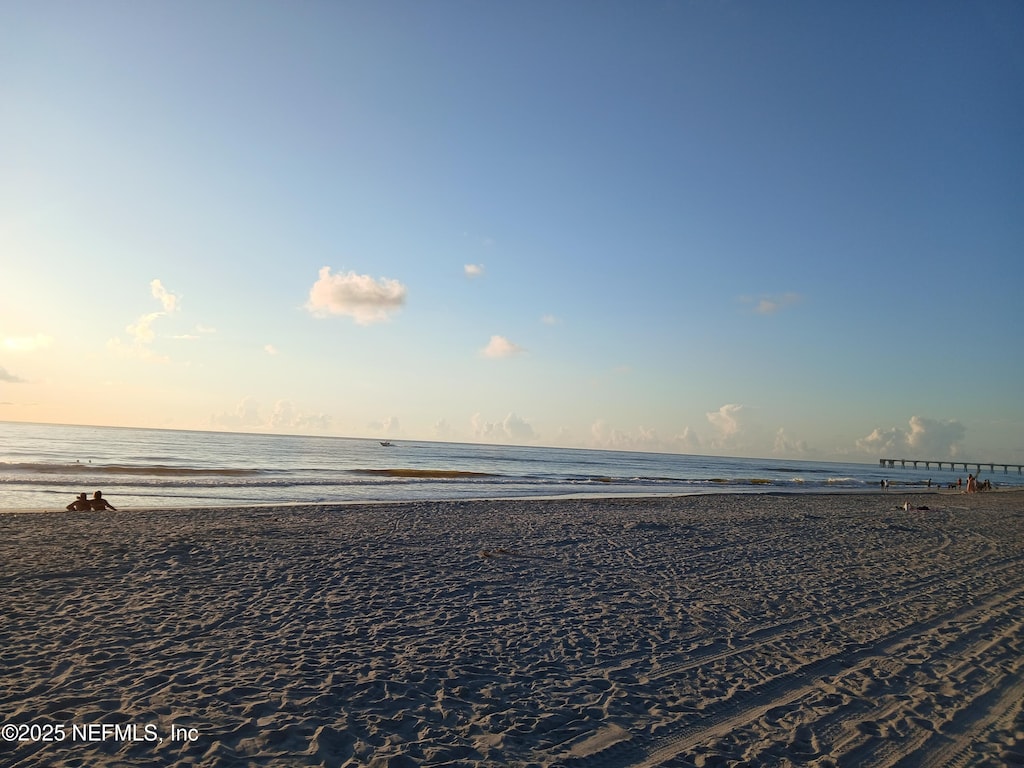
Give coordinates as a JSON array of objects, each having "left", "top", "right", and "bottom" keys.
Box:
[
  {"left": 2, "top": 485, "right": 1021, "bottom": 517},
  {"left": 2, "top": 491, "right": 1022, "bottom": 766}
]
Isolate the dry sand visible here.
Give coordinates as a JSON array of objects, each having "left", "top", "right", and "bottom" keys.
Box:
[{"left": 1, "top": 491, "right": 1022, "bottom": 767}]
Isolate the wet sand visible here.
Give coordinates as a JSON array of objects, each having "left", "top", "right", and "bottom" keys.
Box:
[{"left": 1, "top": 491, "right": 1022, "bottom": 767}]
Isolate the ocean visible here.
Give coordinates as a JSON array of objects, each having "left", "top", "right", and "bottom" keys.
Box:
[{"left": 2, "top": 421, "right": 1020, "bottom": 512}]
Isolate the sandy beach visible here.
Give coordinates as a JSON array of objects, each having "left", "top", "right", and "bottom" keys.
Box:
[{"left": 1, "top": 491, "right": 1022, "bottom": 767}]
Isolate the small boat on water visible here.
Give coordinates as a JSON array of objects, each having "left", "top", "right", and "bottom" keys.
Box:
[{"left": 379, "top": 441, "right": 394, "bottom": 447}]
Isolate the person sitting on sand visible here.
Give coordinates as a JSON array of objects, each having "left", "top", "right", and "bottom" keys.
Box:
[
  {"left": 66, "top": 493, "right": 91, "bottom": 511},
  {"left": 90, "top": 491, "right": 117, "bottom": 511}
]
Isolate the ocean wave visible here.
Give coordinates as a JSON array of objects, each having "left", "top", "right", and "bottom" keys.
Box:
[
  {"left": 0, "top": 462, "right": 893, "bottom": 492},
  {"left": 0, "top": 462, "right": 265, "bottom": 477},
  {"left": 352, "top": 468, "right": 499, "bottom": 479}
]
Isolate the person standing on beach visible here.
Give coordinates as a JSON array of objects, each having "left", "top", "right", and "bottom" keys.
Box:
[{"left": 90, "top": 491, "right": 117, "bottom": 511}]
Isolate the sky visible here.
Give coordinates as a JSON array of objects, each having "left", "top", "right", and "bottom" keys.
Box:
[{"left": 2, "top": 1, "right": 1022, "bottom": 462}]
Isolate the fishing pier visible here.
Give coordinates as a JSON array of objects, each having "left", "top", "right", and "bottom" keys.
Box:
[{"left": 880, "top": 458, "right": 1023, "bottom": 474}]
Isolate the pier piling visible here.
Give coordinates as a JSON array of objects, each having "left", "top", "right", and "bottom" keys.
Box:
[{"left": 880, "top": 458, "right": 1022, "bottom": 474}]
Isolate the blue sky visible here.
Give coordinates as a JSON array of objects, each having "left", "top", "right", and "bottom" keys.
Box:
[{"left": 2, "top": 1, "right": 1022, "bottom": 462}]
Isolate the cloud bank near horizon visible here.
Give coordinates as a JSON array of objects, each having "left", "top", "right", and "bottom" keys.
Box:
[{"left": 857, "top": 416, "right": 966, "bottom": 459}]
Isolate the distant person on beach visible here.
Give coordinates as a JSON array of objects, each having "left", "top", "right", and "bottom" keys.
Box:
[
  {"left": 90, "top": 491, "right": 117, "bottom": 511},
  {"left": 66, "top": 493, "right": 90, "bottom": 511},
  {"left": 966, "top": 474, "right": 976, "bottom": 493}
]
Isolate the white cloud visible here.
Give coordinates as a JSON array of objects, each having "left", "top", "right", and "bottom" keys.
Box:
[
  {"left": 211, "top": 397, "right": 263, "bottom": 429},
  {"left": 471, "top": 412, "right": 536, "bottom": 442},
  {"left": 857, "top": 416, "right": 965, "bottom": 459},
  {"left": 271, "top": 400, "right": 332, "bottom": 431},
  {"left": 111, "top": 279, "right": 183, "bottom": 359},
  {"left": 264, "top": 344, "right": 279, "bottom": 355},
  {"left": 675, "top": 426, "right": 702, "bottom": 452},
  {"left": 2, "top": 334, "right": 53, "bottom": 352},
  {"left": 151, "top": 279, "right": 179, "bottom": 313},
  {"left": 464, "top": 264, "right": 484, "bottom": 277},
  {"left": 541, "top": 314, "right": 560, "bottom": 325},
  {"left": 127, "top": 311, "right": 163, "bottom": 344},
  {"left": 588, "top": 421, "right": 701, "bottom": 453},
  {"left": 0, "top": 366, "right": 26, "bottom": 383},
  {"left": 773, "top": 427, "right": 808, "bottom": 456},
  {"left": 502, "top": 412, "right": 535, "bottom": 441},
  {"left": 701, "top": 404, "right": 765, "bottom": 453},
  {"left": 306, "top": 266, "right": 407, "bottom": 325},
  {"left": 907, "top": 416, "right": 966, "bottom": 456},
  {"left": 481, "top": 335, "right": 524, "bottom": 359},
  {"left": 707, "top": 403, "right": 745, "bottom": 438},
  {"left": 856, "top": 427, "right": 902, "bottom": 454},
  {"left": 211, "top": 398, "right": 331, "bottom": 432},
  {"left": 588, "top": 411, "right": 807, "bottom": 457},
  {"left": 471, "top": 413, "right": 498, "bottom": 440},
  {"left": 590, "top": 421, "right": 659, "bottom": 451}
]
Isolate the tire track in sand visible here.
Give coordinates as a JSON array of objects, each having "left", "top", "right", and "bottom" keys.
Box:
[{"left": 551, "top": 575, "right": 1024, "bottom": 768}]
